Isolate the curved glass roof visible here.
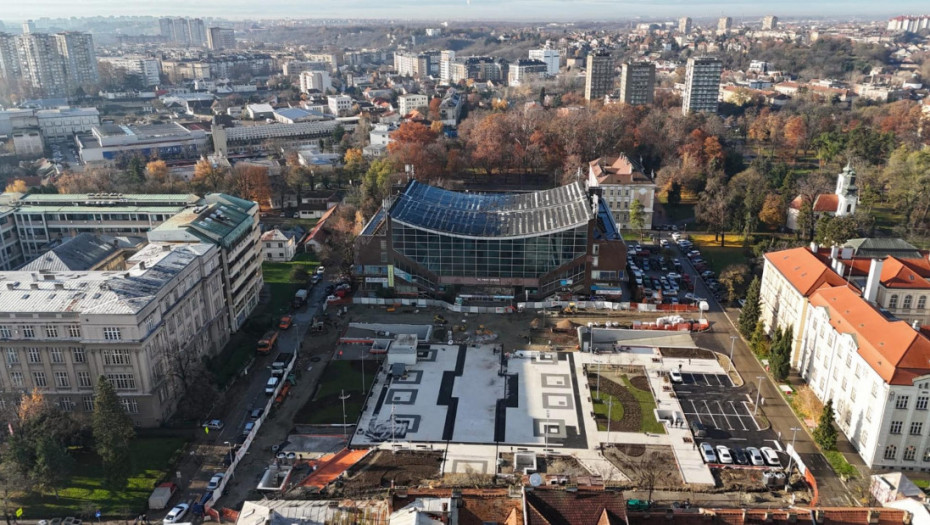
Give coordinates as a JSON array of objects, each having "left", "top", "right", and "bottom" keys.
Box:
[{"left": 389, "top": 181, "right": 593, "bottom": 239}]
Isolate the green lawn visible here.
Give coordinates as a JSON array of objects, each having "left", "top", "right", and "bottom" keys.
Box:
[
  {"left": 691, "top": 244, "right": 749, "bottom": 274},
  {"left": 592, "top": 393, "right": 624, "bottom": 431},
  {"left": 17, "top": 438, "right": 186, "bottom": 519},
  {"left": 823, "top": 450, "right": 858, "bottom": 480},
  {"left": 620, "top": 375, "right": 666, "bottom": 435},
  {"left": 262, "top": 258, "right": 319, "bottom": 284},
  {"left": 295, "top": 360, "right": 379, "bottom": 424}
]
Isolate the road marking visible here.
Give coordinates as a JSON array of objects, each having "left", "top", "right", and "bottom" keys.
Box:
[
  {"left": 307, "top": 365, "right": 313, "bottom": 372},
  {"left": 702, "top": 401, "right": 718, "bottom": 428},
  {"left": 716, "top": 401, "right": 736, "bottom": 430},
  {"left": 769, "top": 440, "right": 783, "bottom": 452},
  {"left": 741, "top": 401, "right": 762, "bottom": 431},
  {"left": 704, "top": 374, "right": 713, "bottom": 387},
  {"left": 730, "top": 401, "right": 749, "bottom": 431}
]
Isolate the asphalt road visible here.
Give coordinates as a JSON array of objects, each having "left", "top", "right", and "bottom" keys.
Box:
[{"left": 662, "top": 233, "right": 858, "bottom": 506}]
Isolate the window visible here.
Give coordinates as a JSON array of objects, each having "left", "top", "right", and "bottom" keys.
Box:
[
  {"left": 905, "top": 446, "right": 917, "bottom": 461},
  {"left": 851, "top": 388, "right": 857, "bottom": 402},
  {"left": 10, "top": 372, "right": 23, "bottom": 388},
  {"left": 103, "top": 349, "right": 131, "bottom": 366},
  {"left": 904, "top": 295, "right": 913, "bottom": 309},
  {"left": 27, "top": 348, "right": 41, "bottom": 364},
  {"left": 845, "top": 353, "right": 852, "bottom": 367},
  {"left": 866, "top": 407, "right": 873, "bottom": 422},
  {"left": 855, "top": 364, "right": 862, "bottom": 378},
  {"left": 6, "top": 348, "right": 17, "bottom": 364},
  {"left": 924, "top": 448, "right": 930, "bottom": 462},
  {"left": 918, "top": 397, "right": 929, "bottom": 410},
  {"left": 58, "top": 397, "right": 74, "bottom": 412},
  {"left": 49, "top": 348, "right": 63, "bottom": 364},
  {"left": 103, "top": 327, "right": 122, "bottom": 340},
  {"left": 106, "top": 373, "right": 135, "bottom": 390},
  {"left": 890, "top": 295, "right": 899, "bottom": 309},
  {"left": 68, "top": 325, "right": 81, "bottom": 338},
  {"left": 119, "top": 398, "right": 139, "bottom": 414},
  {"left": 54, "top": 371, "right": 69, "bottom": 388},
  {"left": 45, "top": 326, "right": 58, "bottom": 338},
  {"left": 82, "top": 396, "right": 94, "bottom": 412},
  {"left": 32, "top": 372, "right": 46, "bottom": 387},
  {"left": 77, "top": 371, "right": 91, "bottom": 388},
  {"left": 22, "top": 326, "right": 35, "bottom": 338},
  {"left": 897, "top": 396, "right": 910, "bottom": 409},
  {"left": 891, "top": 421, "right": 903, "bottom": 434},
  {"left": 885, "top": 444, "right": 898, "bottom": 460},
  {"left": 841, "top": 378, "right": 848, "bottom": 391},
  {"left": 0, "top": 326, "right": 10, "bottom": 338},
  {"left": 912, "top": 422, "right": 924, "bottom": 435},
  {"left": 872, "top": 381, "right": 879, "bottom": 397},
  {"left": 71, "top": 347, "right": 85, "bottom": 363},
  {"left": 919, "top": 296, "right": 927, "bottom": 310}
]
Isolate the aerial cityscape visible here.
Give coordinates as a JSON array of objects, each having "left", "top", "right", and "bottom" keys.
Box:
[{"left": 0, "top": 5, "right": 929, "bottom": 525}]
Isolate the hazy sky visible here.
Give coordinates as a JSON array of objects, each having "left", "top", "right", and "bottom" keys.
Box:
[{"left": 1, "top": 0, "right": 922, "bottom": 21}]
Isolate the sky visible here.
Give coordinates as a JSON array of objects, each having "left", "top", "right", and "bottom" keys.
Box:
[{"left": 0, "top": 0, "right": 923, "bottom": 21}]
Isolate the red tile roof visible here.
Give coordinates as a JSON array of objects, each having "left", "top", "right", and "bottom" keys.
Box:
[
  {"left": 812, "top": 193, "right": 840, "bottom": 212},
  {"left": 809, "top": 285, "right": 930, "bottom": 385},
  {"left": 627, "top": 507, "right": 908, "bottom": 525},
  {"left": 764, "top": 247, "right": 849, "bottom": 296},
  {"left": 524, "top": 489, "right": 626, "bottom": 525},
  {"left": 881, "top": 257, "right": 930, "bottom": 290},
  {"left": 589, "top": 155, "right": 652, "bottom": 185}
]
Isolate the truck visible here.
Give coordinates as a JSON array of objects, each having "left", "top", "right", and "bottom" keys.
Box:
[
  {"left": 292, "top": 289, "right": 309, "bottom": 308},
  {"left": 271, "top": 352, "right": 294, "bottom": 376},
  {"left": 257, "top": 330, "right": 279, "bottom": 354},
  {"left": 148, "top": 482, "right": 177, "bottom": 510}
]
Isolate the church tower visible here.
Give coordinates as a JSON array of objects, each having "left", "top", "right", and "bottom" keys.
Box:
[{"left": 835, "top": 163, "right": 858, "bottom": 217}]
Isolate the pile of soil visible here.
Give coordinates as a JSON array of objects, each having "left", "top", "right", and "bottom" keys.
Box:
[
  {"left": 659, "top": 347, "right": 716, "bottom": 359},
  {"left": 338, "top": 450, "right": 442, "bottom": 494}
]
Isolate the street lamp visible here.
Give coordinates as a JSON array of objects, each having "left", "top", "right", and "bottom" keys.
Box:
[
  {"left": 223, "top": 441, "right": 235, "bottom": 478},
  {"left": 728, "top": 335, "right": 737, "bottom": 373},
  {"left": 754, "top": 376, "right": 765, "bottom": 416},
  {"left": 339, "top": 389, "right": 351, "bottom": 443},
  {"left": 784, "top": 426, "right": 801, "bottom": 485}
]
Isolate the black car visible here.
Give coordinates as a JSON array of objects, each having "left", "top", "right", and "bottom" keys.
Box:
[{"left": 732, "top": 446, "right": 749, "bottom": 465}]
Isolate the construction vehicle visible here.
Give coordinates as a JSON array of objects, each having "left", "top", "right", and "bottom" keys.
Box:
[
  {"left": 309, "top": 318, "right": 325, "bottom": 333},
  {"left": 257, "top": 330, "right": 278, "bottom": 354},
  {"left": 292, "top": 289, "right": 309, "bottom": 308},
  {"left": 433, "top": 314, "right": 448, "bottom": 325}
]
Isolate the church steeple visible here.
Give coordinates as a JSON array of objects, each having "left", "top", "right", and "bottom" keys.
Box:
[{"left": 835, "top": 162, "right": 858, "bottom": 216}]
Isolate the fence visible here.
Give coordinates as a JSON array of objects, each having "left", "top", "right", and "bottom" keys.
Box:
[
  {"left": 354, "top": 296, "right": 700, "bottom": 315},
  {"left": 786, "top": 443, "right": 819, "bottom": 506}
]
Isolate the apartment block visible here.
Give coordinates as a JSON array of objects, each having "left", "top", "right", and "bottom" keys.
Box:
[
  {"left": 619, "top": 61, "right": 655, "bottom": 105},
  {"left": 585, "top": 51, "right": 613, "bottom": 101},
  {"left": 0, "top": 31, "right": 98, "bottom": 97},
  {"left": 679, "top": 17, "right": 693, "bottom": 34},
  {"left": 718, "top": 17, "right": 733, "bottom": 34},
  {"left": 528, "top": 48, "right": 559, "bottom": 76},
  {"left": 682, "top": 56, "right": 723, "bottom": 115},
  {"left": 207, "top": 27, "right": 235, "bottom": 51},
  {"left": 97, "top": 56, "right": 161, "bottom": 86},
  {"left": 398, "top": 94, "right": 428, "bottom": 116},
  {"left": 762, "top": 15, "right": 779, "bottom": 30},
  {"left": 299, "top": 70, "right": 332, "bottom": 93}
]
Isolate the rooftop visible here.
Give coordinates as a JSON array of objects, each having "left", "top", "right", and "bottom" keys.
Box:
[
  {"left": 152, "top": 193, "right": 256, "bottom": 248},
  {"left": 389, "top": 181, "right": 593, "bottom": 239},
  {"left": 524, "top": 489, "right": 626, "bottom": 525},
  {"left": 589, "top": 154, "right": 652, "bottom": 185},
  {"left": 19, "top": 233, "right": 144, "bottom": 272},
  {"left": 844, "top": 238, "right": 923, "bottom": 259},
  {"left": 763, "top": 247, "right": 849, "bottom": 296}
]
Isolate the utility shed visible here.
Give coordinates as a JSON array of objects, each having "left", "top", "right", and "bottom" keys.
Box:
[{"left": 388, "top": 333, "right": 418, "bottom": 365}]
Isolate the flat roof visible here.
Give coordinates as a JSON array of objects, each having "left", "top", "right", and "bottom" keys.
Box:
[{"left": 388, "top": 180, "right": 593, "bottom": 239}]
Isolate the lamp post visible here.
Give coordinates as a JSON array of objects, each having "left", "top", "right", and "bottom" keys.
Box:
[
  {"left": 223, "top": 441, "right": 235, "bottom": 478},
  {"left": 784, "top": 426, "right": 801, "bottom": 484},
  {"left": 728, "top": 335, "right": 737, "bottom": 373},
  {"left": 339, "top": 389, "right": 351, "bottom": 443},
  {"left": 754, "top": 376, "right": 764, "bottom": 416}
]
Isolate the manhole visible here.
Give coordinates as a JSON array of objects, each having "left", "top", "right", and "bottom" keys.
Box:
[{"left": 310, "top": 356, "right": 322, "bottom": 362}]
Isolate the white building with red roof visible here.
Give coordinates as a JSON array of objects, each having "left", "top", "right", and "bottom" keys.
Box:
[
  {"left": 787, "top": 164, "right": 858, "bottom": 231},
  {"left": 586, "top": 154, "right": 656, "bottom": 230}
]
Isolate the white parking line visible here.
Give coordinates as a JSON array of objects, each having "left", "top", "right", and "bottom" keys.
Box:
[
  {"left": 702, "top": 400, "right": 719, "bottom": 428},
  {"left": 730, "top": 401, "right": 749, "bottom": 431},
  {"left": 716, "top": 401, "right": 736, "bottom": 430}
]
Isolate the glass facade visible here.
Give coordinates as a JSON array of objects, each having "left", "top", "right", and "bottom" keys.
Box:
[{"left": 392, "top": 222, "right": 588, "bottom": 278}]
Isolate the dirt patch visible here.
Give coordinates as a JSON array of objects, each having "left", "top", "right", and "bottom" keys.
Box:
[
  {"left": 336, "top": 450, "right": 442, "bottom": 495},
  {"left": 588, "top": 375, "right": 641, "bottom": 432},
  {"left": 603, "top": 444, "right": 683, "bottom": 491},
  {"left": 714, "top": 468, "right": 766, "bottom": 492},
  {"left": 659, "top": 347, "right": 716, "bottom": 359},
  {"left": 629, "top": 375, "right": 650, "bottom": 391}
]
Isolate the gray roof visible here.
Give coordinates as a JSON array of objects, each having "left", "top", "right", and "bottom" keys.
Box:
[
  {"left": 388, "top": 181, "right": 593, "bottom": 239},
  {"left": 843, "top": 238, "right": 923, "bottom": 259},
  {"left": 19, "top": 233, "right": 145, "bottom": 272}
]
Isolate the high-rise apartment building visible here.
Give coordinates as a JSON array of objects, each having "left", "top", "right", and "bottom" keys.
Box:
[
  {"left": 528, "top": 47, "right": 560, "bottom": 76},
  {"left": 679, "top": 17, "right": 693, "bottom": 34},
  {"left": 683, "top": 56, "right": 723, "bottom": 115},
  {"left": 299, "top": 70, "right": 332, "bottom": 93},
  {"left": 207, "top": 27, "right": 235, "bottom": 51},
  {"left": 0, "top": 31, "right": 98, "bottom": 97},
  {"left": 55, "top": 32, "right": 99, "bottom": 87},
  {"left": 187, "top": 19, "right": 207, "bottom": 47},
  {"left": 584, "top": 51, "right": 613, "bottom": 101},
  {"left": 22, "top": 20, "right": 36, "bottom": 34},
  {"left": 394, "top": 52, "right": 432, "bottom": 77},
  {"left": 97, "top": 56, "right": 161, "bottom": 86},
  {"left": 159, "top": 18, "right": 207, "bottom": 46},
  {"left": 619, "top": 61, "right": 655, "bottom": 106},
  {"left": 439, "top": 50, "right": 455, "bottom": 84},
  {"left": 762, "top": 15, "right": 779, "bottom": 30},
  {"left": 717, "top": 17, "right": 733, "bottom": 34}
]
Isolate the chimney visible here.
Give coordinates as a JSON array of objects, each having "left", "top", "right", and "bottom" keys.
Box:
[
  {"left": 810, "top": 242, "right": 819, "bottom": 253},
  {"left": 139, "top": 261, "right": 146, "bottom": 270},
  {"left": 864, "top": 258, "right": 884, "bottom": 303}
]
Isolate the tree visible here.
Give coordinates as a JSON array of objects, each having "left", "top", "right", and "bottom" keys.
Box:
[
  {"left": 813, "top": 399, "right": 838, "bottom": 451},
  {"left": 814, "top": 215, "right": 859, "bottom": 246},
  {"left": 663, "top": 179, "right": 682, "bottom": 208},
  {"left": 758, "top": 194, "right": 787, "bottom": 230},
  {"left": 92, "top": 376, "right": 135, "bottom": 488},
  {"left": 695, "top": 173, "right": 732, "bottom": 246},
  {"left": 629, "top": 198, "right": 645, "bottom": 240},
  {"left": 769, "top": 326, "right": 792, "bottom": 382},
  {"left": 718, "top": 264, "right": 750, "bottom": 304},
  {"left": 32, "top": 434, "right": 73, "bottom": 498},
  {"left": 783, "top": 115, "right": 808, "bottom": 155},
  {"left": 230, "top": 164, "right": 272, "bottom": 206},
  {"left": 750, "top": 320, "right": 769, "bottom": 358},
  {"left": 4, "top": 180, "right": 27, "bottom": 193},
  {"left": 192, "top": 158, "right": 227, "bottom": 193},
  {"left": 738, "top": 276, "right": 762, "bottom": 338}
]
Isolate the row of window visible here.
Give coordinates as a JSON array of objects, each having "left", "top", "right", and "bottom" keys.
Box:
[
  {"left": 888, "top": 294, "right": 928, "bottom": 310},
  {"left": 890, "top": 420, "right": 925, "bottom": 435},
  {"left": 895, "top": 395, "right": 930, "bottom": 411},
  {"left": 53, "top": 395, "right": 139, "bottom": 414},
  {"left": 5, "top": 347, "right": 132, "bottom": 365},
  {"left": 885, "top": 444, "right": 930, "bottom": 462},
  {"left": 0, "top": 325, "right": 122, "bottom": 340},
  {"left": 4, "top": 370, "right": 134, "bottom": 390}
]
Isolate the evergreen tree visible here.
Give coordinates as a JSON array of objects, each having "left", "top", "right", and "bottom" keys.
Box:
[
  {"left": 814, "top": 399, "right": 838, "bottom": 450},
  {"left": 750, "top": 320, "right": 769, "bottom": 357},
  {"left": 738, "top": 276, "right": 762, "bottom": 337},
  {"left": 770, "top": 326, "right": 792, "bottom": 381},
  {"left": 92, "top": 376, "right": 135, "bottom": 488}
]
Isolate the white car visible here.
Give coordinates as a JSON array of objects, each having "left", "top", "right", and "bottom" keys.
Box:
[
  {"left": 164, "top": 504, "right": 189, "bottom": 524},
  {"left": 316, "top": 266, "right": 325, "bottom": 275},
  {"left": 716, "top": 445, "right": 733, "bottom": 464},
  {"left": 760, "top": 447, "right": 782, "bottom": 467},
  {"left": 265, "top": 376, "right": 280, "bottom": 395},
  {"left": 207, "top": 473, "right": 225, "bottom": 491},
  {"left": 746, "top": 447, "right": 765, "bottom": 466},
  {"left": 699, "top": 442, "right": 717, "bottom": 463},
  {"left": 669, "top": 369, "right": 683, "bottom": 383}
]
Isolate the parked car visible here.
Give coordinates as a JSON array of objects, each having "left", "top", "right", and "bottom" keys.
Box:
[
  {"left": 732, "top": 446, "right": 749, "bottom": 465},
  {"left": 699, "top": 443, "right": 717, "bottom": 463},
  {"left": 278, "top": 315, "right": 293, "bottom": 330},
  {"left": 690, "top": 421, "right": 708, "bottom": 438},
  {"left": 242, "top": 421, "right": 255, "bottom": 436},
  {"left": 265, "top": 376, "right": 280, "bottom": 395},
  {"left": 316, "top": 266, "right": 325, "bottom": 275},
  {"left": 203, "top": 419, "right": 224, "bottom": 430},
  {"left": 760, "top": 447, "right": 782, "bottom": 467},
  {"left": 207, "top": 473, "right": 224, "bottom": 491},
  {"left": 669, "top": 369, "right": 683, "bottom": 383},
  {"left": 164, "top": 504, "right": 189, "bottom": 524},
  {"left": 746, "top": 447, "right": 765, "bottom": 466},
  {"left": 716, "top": 445, "right": 733, "bottom": 464},
  {"left": 250, "top": 407, "right": 265, "bottom": 419}
]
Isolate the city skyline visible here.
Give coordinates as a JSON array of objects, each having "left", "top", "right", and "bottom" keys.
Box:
[{"left": 0, "top": 0, "right": 925, "bottom": 21}]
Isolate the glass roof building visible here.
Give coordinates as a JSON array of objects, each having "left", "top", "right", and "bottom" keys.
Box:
[{"left": 355, "top": 181, "right": 628, "bottom": 303}]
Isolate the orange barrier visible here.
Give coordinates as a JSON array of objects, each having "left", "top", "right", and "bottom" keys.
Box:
[
  {"left": 805, "top": 468, "right": 819, "bottom": 506},
  {"left": 300, "top": 448, "right": 370, "bottom": 489}
]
